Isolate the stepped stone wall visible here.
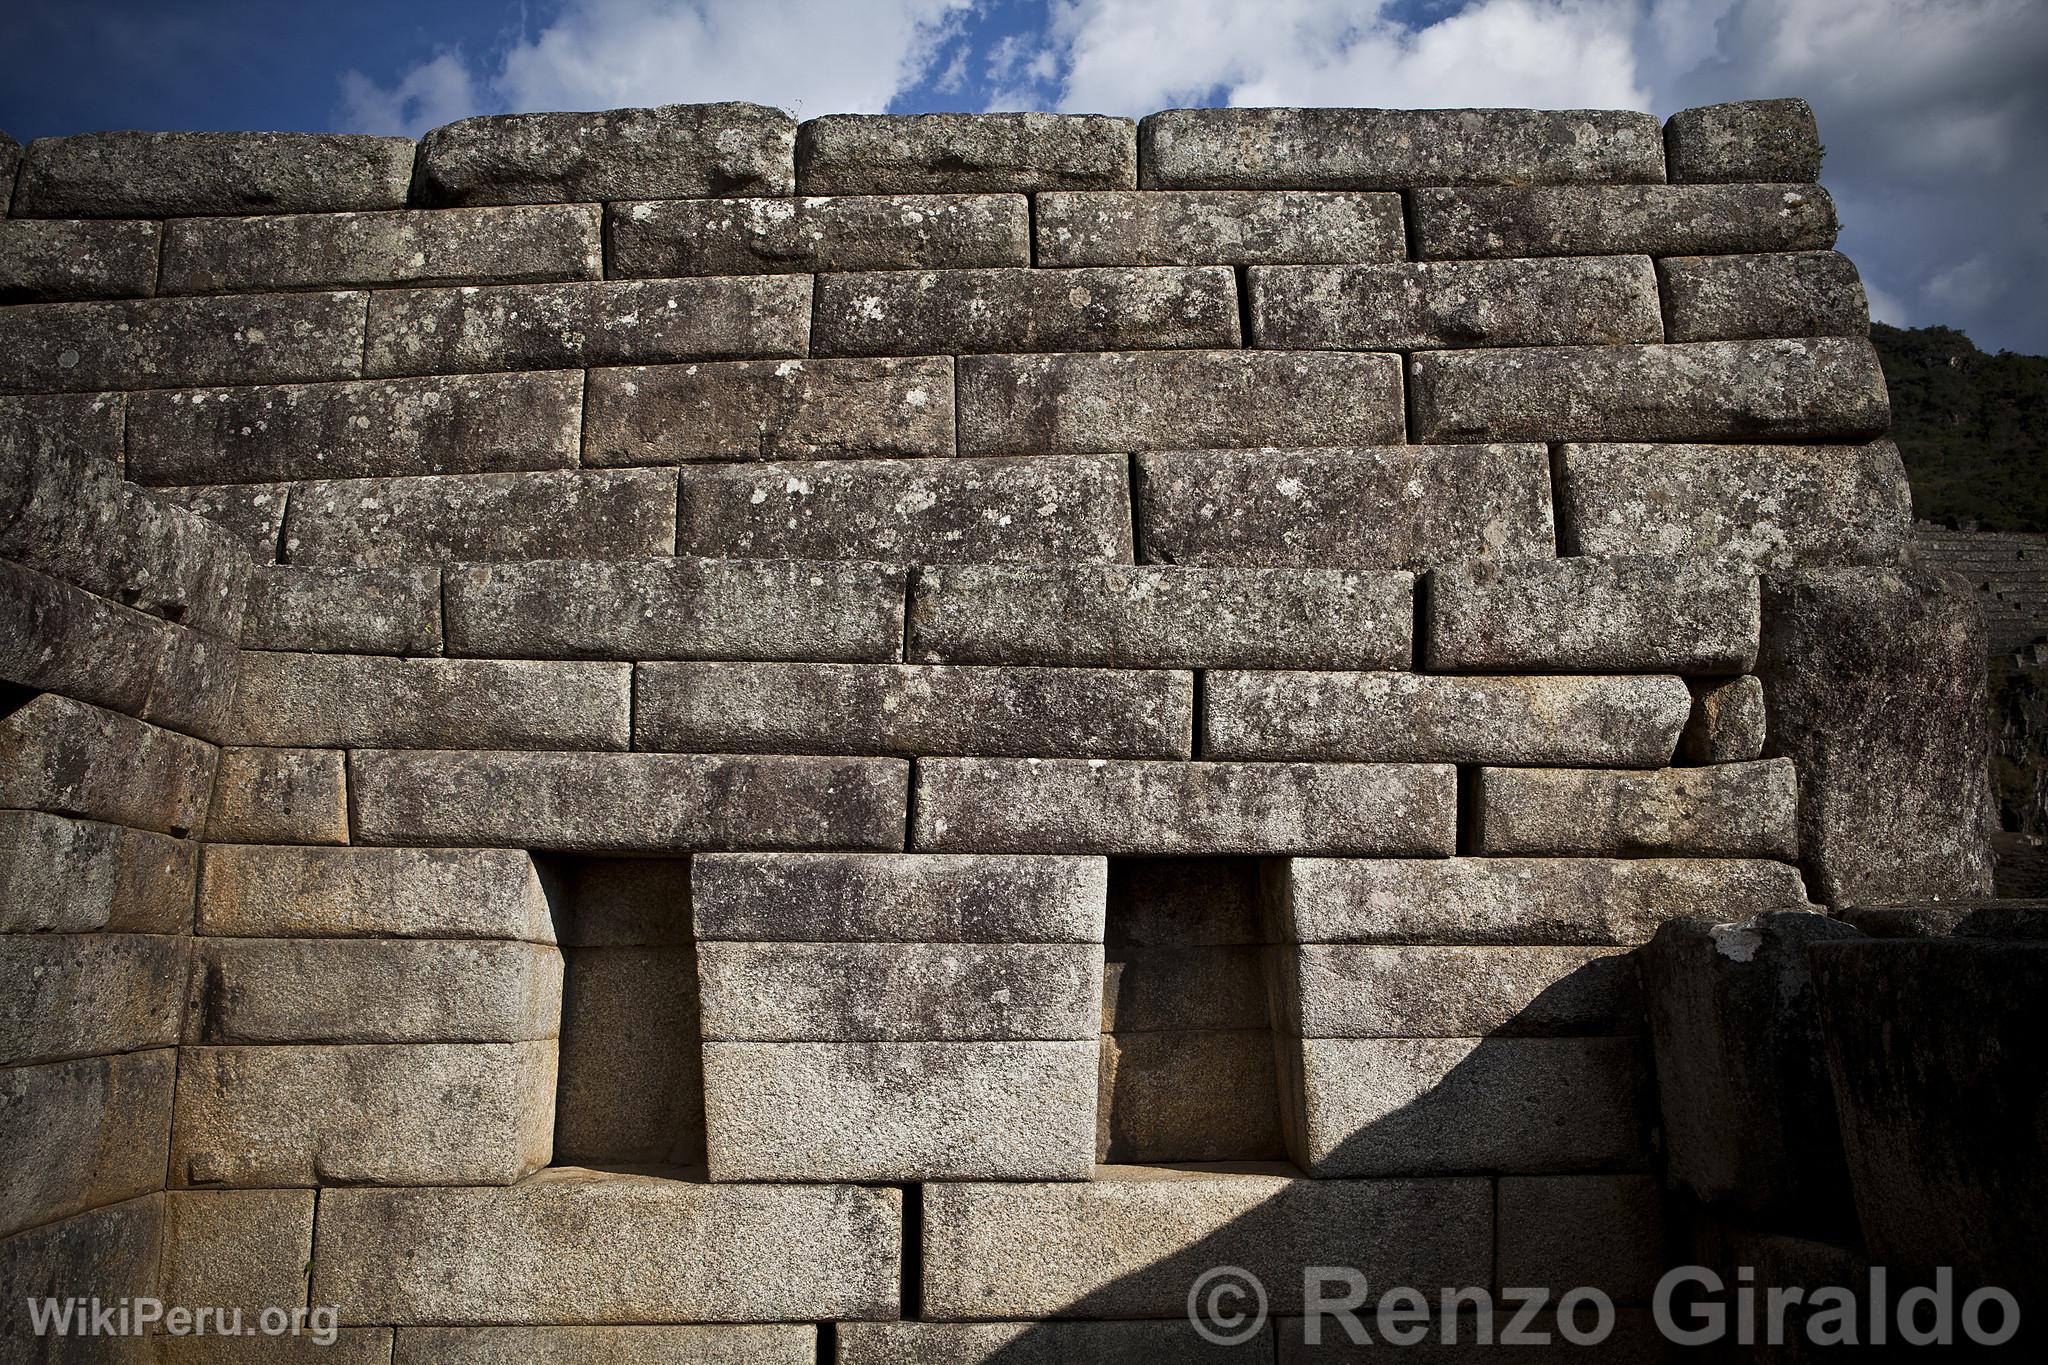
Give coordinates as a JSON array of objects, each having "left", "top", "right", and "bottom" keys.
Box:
[{"left": 0, "top": 98, "right": 1995, "bottom": 1361}]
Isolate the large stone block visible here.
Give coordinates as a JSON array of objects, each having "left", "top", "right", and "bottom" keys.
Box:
[
  {"left": 609, "top": 193, "right": 1027, "bottom": 276},
  {"left": 1276, "top": 945, "right": 1641, "bottom": 1037},
  {"left": 703, "top": 1039, "right": 1097, "bottom": 1180},
  {"left": 0, "top": 131, "right": 18, "bottom": 214},
  {"left": 242, "top": 565, "right": 444, "bottom": 655},
  {"left": 1036, "top": 189, "right": 1405, "bottom": 266},
  {"left": 1206, "top": 672, "right": 1689, "bottom": 766},
  {"left": 363, "top": 276, "right": 809, "bottom": 378},
  {"left": 0, "top": 1050, "right": 174, "bottom": 1239},
  {"left": 1475, "top": 759, "right": 1799, "bottom": 858},
  {"left": 692, "top": 852, "right": 1107, "bottom": 943},
  {"left": 1250, "top": 257, "right": 1661, "bottom": 349},
  {"left": 348, "top": 749, "right": 908, "bottom": 852},
  {"left": 0, "top": 291, "right": 365, "bottom": 395},
  {"left": 191, "top": 939, "right": 562, "bottom": 1045},
  {"left": 0, "top": 694, "right": 217, "bottom": 836},
  {"left": 698, "top": 942, "right": 1101, "bottom": 1041},
  {"left": 1133, "top": 444, "right": 1553, "bottom": 569},
  {"left": 416, "top": 102, "right": 796, "bottom": 204},
  {"left": 676, "top": 456, "right": 1133, "bottom": 564},
  {"left": 910, "top": 563, "right": 1413, "bottom": 669},
  {"left": 922, "top": 1167, "right": 1492, "bottom": 1319},
  {"left": 1497, "top": 1174, "right": 1666, "bottom": 1302},
  {"left": 840, "top": 1321, "right": 1260, "bottom": 1365},
  {"left": 0, "top": 218, "right": 159, "bottom": 302},
  {"left": 156, "top": 482, "right": 290, "bottom": 560},
  {"left": 199, "top": 844, "right": 554, "bottom": 941},
  {"left": 1682, "top": 675, "right": 1769, "bottom": 764},
  {"left": 1412, "top": 183, "right": 1835, "bottom": 258},
  {"left": 1138, "top": 108, "right": 1665, "bottom": 188},
  {"left": 957, "top": 349, "right": 1405, "bottom": 453},
  {"left": 1665, "top": 98, "right": 1823, "bottom": 183},
  {"left": 1659, "top": 249, "right": 1868, "bottom": 342},
  {"left": 913, "top": 759, "right": 1456, "bottom": 856},
  {"left": 15, "top": 130, "right": 414, "bottom": 215},
  {"left": 204, "top": 746, "right": 348, "bottom": 845},
  {"left": 0, "top": 1195, "right": 163, "bottom": 1353},
  {"left": 1271, "top": 856, "right": 1812, "bottom": 946},
  {"left": 0, "top": 557, "right": 175, "bottom": 716},
  {"left": 397, "top": 1325, "right": 814, "bottom": 1364},
  {"left": 442, "top": 557, "right": 904, "bottom": 662},
  {"left": 813, "top": 266, "right": 1238, "bottom": 356},
  {"left": 140, "top": 619, "right": 244, "bottom": 746},
  {"left": 1288, "top": 1036, "right": 1648, "bottom": 1175},
  {"left": 227, "top": 652, "right": 631, "bottom": 750},
  {"left": 1411, "top": 337, "right": 1891, "bottom": 444},
  {"left": 311, "top": 1169, "right": 900, "bottom": 1322},
  {"left": 633, "top": 662, "right": 1192, "bottom": 758},
  {"left": 796, "top": 113, "right": 1135, "bottom": 193},
  {"left": 584, "top": 356, "right": 953, "bottom": 465},
  {"left": 0, "top": 934, "right": 189, "bottom": 1066},
  {"left": 171, "top": 1041, "right": 555, "bottom": 1187},
  {"left": 127, "top": 371, "right": 584, "bottom": 485},
  {"left": 1558, "top": 440, "right": 1912, "bottom": 568},
  {"left": 158, "top": 1189, "right": 314, "bottom": 1317},
  {"left": 1758, "top": 567, "right": 1995, "bottom": 905},
  {"left": 1426, "top": 554, "right": 1760, "bottom": 673},
  {"left": 0, "top": 810, "right": 195, "bottom": 934},
  {"left": 281, "top": 468, "right": 676, "bottom": 567},
  {"left": 1097, "top": 1029, "right": 1285, "bottom": 1162}
]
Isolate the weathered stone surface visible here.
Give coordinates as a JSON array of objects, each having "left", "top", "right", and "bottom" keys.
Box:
[
  {"left": 1558, "top": 440, "right": 1912, "bottom": 569},
  {"left": 958, "top": 348, "right": 1406, "bottom": 453},
  {"left": 1251, "top": 256, "right": 1661, "bottom": 349},
  {"left": 15, "top": 131, "right": 414, "bottom": 216},
  {"left": 1108, "top": 857, "right": 1264, "bottom": 946},
  {"left": 364, "top": 276, "right": 809, "bottom": 378},
  {"left": 692, "top": 852, "right": 1106, "bottom": 943},
  {"left": 0, "top": 291, "right": 365, "bottom": 395},
  {"left": 1497, "top": 1174, "right": 1665, "bottom": 1301},
  {"left": 159, "top": 204, "right": 602, "bottom": 294},
  {"left": 555, "top": 945, "right": 703, "bottom": 1166},
  {"left": 1681, "top": 675, "right": 1768, "bottom": 763},
  {"left": 841, "top": 1321, "right": 1259, "bottom": 1365},
  {"left": 158, "top": 1189, "right": 313, "bottom": 1316},
  {"left": 609, "top": 193, "right": 1027, "bottom": 276},
  {"left": 703, "top": 1040, "right": 1097, "bottom": 1180},
  {"left": 349, "top": 749, "right": 908, "bottom": 852},
  {"left": 922, "top": 1167, "right": 1491, "bottom": 1319},
  {"left": 1476, "top": 758, "right": 1799, "bottom": 858},
  {"left": 1660, "top": 250, "right": 1868, "bottom": 342},
  {"left": 0, "top": 1195, "right": 163, "bottom": 1351},
  {"left": 204, "top": 746, "right": 348, "bottom": 845},
  {"left": 0, "top": 694, "right": 217, "bottom": 836},
  {"left": 1412, "top": 337, "right": 1891, "bottom": 444},
  {"left": 228, "top": 652, "right": 631, "bottom": 750},
  {"left": 1277, "top": 945, "right": 1640, "bottom": 1037},
  {"left": 1665, "top": 98, "right": 1823, "bottom": 184},
  {"left": 0, "top": 131, "right": 19, "bottom": 214},
  {"left": 1133, "top": 444, "right": 1553, "bottom": 569},
  {"left": 1288, "top": 1036, "right": 1647, "bottom": 1175},
  {"left": 154, "top": 1330, "right": 394, "bottom": 1363},
  {"left": 1206, "top": 672, "right": 1689, "bottom": 766},
  {"left": 0, "top": 934, "right": 189, "bottom": 1066},
  {"left": 313, "top": 1169, "right": 900, "bottom": 1321},
  {"left": 814, "top": 266, "right": 1237, "bottom": 356},
  {"left": 198, "top": 844, "right": 555, "bottom": 941},
  {"left": 1101, "top": 945, "right": 1269, "bottom": 1031},
  {"left": 550, "top": 858, "right": 694, "bottom": 947},
  {"left": 443, "top": 557, "right": 904, "bottom": 662},
  {"left": 914, "top": 759, "right": 1455, "bottom": 856},
  {"left": 1271, "top": 856, "right": 1813, "bottom": 946},
  {"left": 1641, "top": 910, "right": 1861, "bottom": 1233},
  {"left": 1759, "top": 567, "right": 1995, "bottom": 905},
  {"left": 797, "top": 113, "right": 1135, "bottom": 193},
  {"left": 396, "top": 1325, "right": 814, "bottom": 1364},
  {"left": 1097, "top": 1029, "right": 1285, "bottom": 1162},
  {"left": 0, "top": 1050, "right": 173, "bottom": 1238},
  {"left": 911, "top": 563, "right": 1413, "bottom": 668},
  {"left": 1427, "top": 554, "right": 1761, "bottom": 672},
  {"left": 1141, "top": 107, "right": 1665, "bottom": 189},
  {"left": 1037, "top": 189, "right": 1404, "bottom": 266},
  {"left": 142, "top": 622, "right": 243, "bottom": 743},
  {"left": 156, "top": 483, "right": 290, "bottom": 560},
  {"left": 0, "top": 557, "right": 173, "bottom": 715},
  {"left": 699, "top": 942, "right": 1101, "bottom": 1040},
  {"left": 677, "top": 456, "right": 1133, "bottom": 564},
  {"left": 0, "top": 810, "right": 195, "bottom": 934},
  {"left": 1412, "top": 184, "right": 1835, "bottom": 259},
  {"left": 0, "top": 219, "right": 159, "bottom": 302},
  {"left": 128, "top": 371, "right": 584, "bottom": 485},
  {"left": 171, "top": 1042, "right": 555, "bottom": 1187},
  {"left": 282, "top": 469, "right": 676, "bottom": 567},
  {"left": 417, "top": 102, "right": 795, "bottom": 205},
  {"left": 634, "top": 662, "right": 1192, "bottom": 758},
  {"left": 1839, "top": 901, "right": 2048, "bottom": 940},
  {"left": 243, "top": 565, "right": 443, "bottom": 654},
  {"left": 585, "top": 357, "right": 952, "bottom": 465}
]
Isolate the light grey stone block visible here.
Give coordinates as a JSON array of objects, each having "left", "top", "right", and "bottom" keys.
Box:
[
  {"left": 0, "top": 810, "right": 196, "bottom": 934},
  {"left": 0, "top": 1050, "right": 174, "bottom": 1239},
  {"left": 1665, "top": 98, "right": 1823, "bottom": 183},
  {"left": 1497, "top": 1174, "right": 1666, "bottom": 1302},
  {"left": 1682, "top": 675, "right": 1768, "bottom": 763},
  {"left": 1474, "top": 759, "right": 1800, "bottom": 858},
  {"left": 1097, "top": 1030, "right": 1285, "bottom": 1163},
  {"left": 0, "top": 218, "right": 159, "bottom": 302},
  {"left": 608, "top": 194, "right": 1027, "bottom": 276},
  {"left": 204, "top": 746, "right": 348, "bottom": 845},
  {"left": 1275, "top": 945, "right": 1641, "bottom": 1036},
  {"left": 1659, "top": 249, "right": 1869, "bottom": 342},
  {"left": 0, "top": 694, "right": 217, "bottom": 836},
  {"left": 691, "top": 852, "right": 1106, "bottom": 943},
  {"left": 1036, "top": 189, "right": 1405, "bottom": 266},
  {"left": 197, "top": 844, "right": 555, "bottom": 942},
  {"left": 1412, "top": 183, "right": 1836, "bottom": 258},
  {"left": 797, "top": 113, "right": 1135, "bottom": 193},
  {"left": 0, "top": 934, "right": 189, "bottom": 1066},
  {"left": 242, "top": 565, "right": 443, "bottom": 655},
  {"left": 813, "top": 266, "right": 1238, "bottom": 356},
  {"left": 0, "top": 291, "right": 366, "bottom": 395},
  {"left": 1250, "top": 256, "right": 1662, "bottom": 349},
  {"left": 158, "top": 1189, "right": 314, "bottom": 1317},
  {"left": 15, "top": 130, "right": 414, "bottom": 216},
  {"left": 397, "top": 1324, "right": 814, "bottom": 1364}
]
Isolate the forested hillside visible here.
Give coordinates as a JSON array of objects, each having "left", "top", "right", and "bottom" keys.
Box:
[{"left": 1874, "top": 323, "right": 2048, "bottom": 531}]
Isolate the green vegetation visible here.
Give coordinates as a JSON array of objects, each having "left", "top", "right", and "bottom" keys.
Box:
[{"left": 1873, "top": 323, "right": 2048, "bottom": 532}]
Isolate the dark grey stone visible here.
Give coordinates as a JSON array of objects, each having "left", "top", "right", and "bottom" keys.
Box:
[
  {"left": 796, "top": 113, "right": 1136, "bottom": 193},
  {"left": 1665, "top": 99, "right": 1823, "bottom": 184},
  {"left": 1412, "top": 183, "right": 1836, "bottom": 258},
  {"left": 0, "top": 291, "right": 365, "bottom": 395},
  {"left": 153, "top": 483, "right": 290, "bottom": 561},
  {"left": 0, "top": 219, "right": 159, "bottom": 302},
  {"left": 1276, "top": 944, "right": 1641, "bottom": 1036},
  {"left": 1036, "top": 189, "right": 1405, "bottom": 266},
  {"left": 607, "top": 194, "right": 1027, "bottom": 276},
  {"left": 15, "top": 130, "right": 414, "bottom": 216},
  {"left": 0, "top": 558, "right": 174, "bottom": 716},
  {"left": 812, "top": 266, "right": 1238, "bottom": 356},
  {"left": 0, "top": 1051, "right": 173, "bottom": 1240},
  {"left": 691, "top": 852, "right": 1106, "bottom": 944},
  {"left": 1098, "top": 1029, "right": 1285, "bottom": 1163},
  {"left": 1248, "top": 256, "right": 1662, "bottom": 349},
  {"left": 244, "top": 564, "right": 443, "bottom": 655},
  {"left": 0, "top": 1196, "right": 164, "bottom": 1349},
  {"left": 1659, "top": 250, "right": 1868, "bottom": 342},
  {"left": 0, "top": 693, "right": 216, "bottom": 836},
  {"left": 0, "top": 809, "right": 196, "bottom": 935},
  {"left": 0, "top": 933, "right": 190, "bottom": 1067}
]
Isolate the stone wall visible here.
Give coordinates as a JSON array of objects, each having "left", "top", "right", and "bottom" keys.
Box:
[{"left": 0, "top": 99, "right": 1995, "bottom": 1361}]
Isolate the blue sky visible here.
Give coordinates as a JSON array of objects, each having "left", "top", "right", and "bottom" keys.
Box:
[{"left": 4, "top": 0, "right": 2045, "bottom": 355}]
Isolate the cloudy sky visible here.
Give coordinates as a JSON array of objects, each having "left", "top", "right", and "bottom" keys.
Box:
[{"left": 4, "top": 0, "right": 2044, "bottom": 354}]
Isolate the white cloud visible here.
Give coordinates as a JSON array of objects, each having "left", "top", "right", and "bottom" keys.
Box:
[{"left": 338, "top": 52, "right": 478, "bottom": 138}]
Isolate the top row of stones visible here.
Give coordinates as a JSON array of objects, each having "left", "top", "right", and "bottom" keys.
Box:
[{"left": 3, "top": 100, "right": 1819, "bottom": 219}]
